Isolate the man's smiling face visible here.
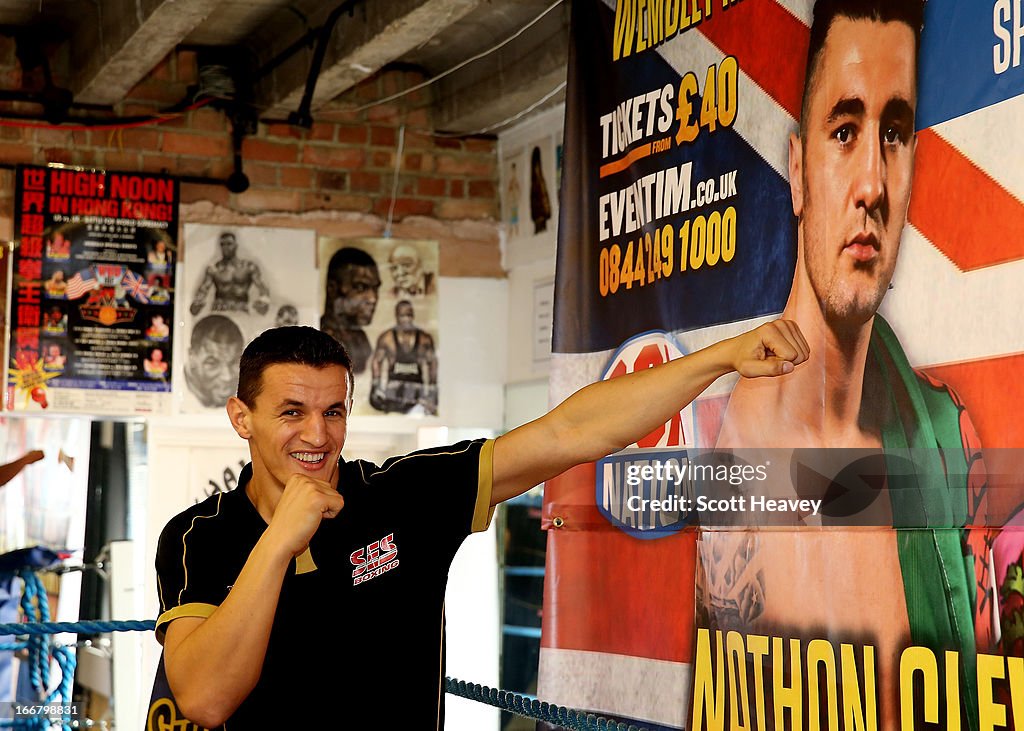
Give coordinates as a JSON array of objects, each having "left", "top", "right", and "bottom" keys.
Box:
[{"left": 232, "top": 363, "right": 351, "bottom": 492}]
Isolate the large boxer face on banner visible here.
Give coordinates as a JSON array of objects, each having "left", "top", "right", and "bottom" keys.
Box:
[{"left": 789, "top": 17, "right": 917, "bottom": 329}]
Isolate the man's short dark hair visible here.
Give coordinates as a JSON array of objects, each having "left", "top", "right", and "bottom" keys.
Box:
[
  {"left": 191, "top": 314, "right": 244, "bottom": 350},
  {"left": 800, "top": 0, "right": 925, "bottom": 131},
  {"left": 237, "top": 326, "right": 353, "bottom": 407},
  {"left": 327, "top": 247, "right": 378, "bottom": 275}
]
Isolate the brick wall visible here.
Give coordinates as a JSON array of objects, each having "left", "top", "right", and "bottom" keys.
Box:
[{"left": 0, "top": 44, "right": 503, "bottom": 277}]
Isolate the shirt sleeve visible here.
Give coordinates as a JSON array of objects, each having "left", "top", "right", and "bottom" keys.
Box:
[
  {"left": 363, "top": 438, "right": 495, "bottom": 544},
  {"left": 154, "top": 495, "right": 230, "bottom": 643}
]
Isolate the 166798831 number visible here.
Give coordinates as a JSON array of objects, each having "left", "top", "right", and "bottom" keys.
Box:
[{"left": 12, "top": 703, "right": 79, "bottom": 716}]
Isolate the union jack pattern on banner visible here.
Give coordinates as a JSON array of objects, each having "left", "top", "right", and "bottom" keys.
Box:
[
  {"left": 541, "top": 1, "right": 1024, "bottom": 728},
  {"left": 121, "top": 269, "right": 150, "bottom": 304}
]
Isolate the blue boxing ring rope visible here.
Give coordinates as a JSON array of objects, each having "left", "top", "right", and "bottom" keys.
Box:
[{"left": 0, "top": 572, "right": 651, "bottom": 731}]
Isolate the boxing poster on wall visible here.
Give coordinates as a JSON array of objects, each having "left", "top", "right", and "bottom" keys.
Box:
[
  {"left": 502, "top": 135, "right": 559, "bottom": 243},
  {"left": 176, "top": 224, "right": 317, "bottom": 414},
  {"left": 542, "top": 1, "right": 1024, "bottom": 729},
  {"left": 317, "top": 237, "right": 439, "bottom": 418},
  {"left": 6, "top": 165, "right": 178, "bottom": 416}
]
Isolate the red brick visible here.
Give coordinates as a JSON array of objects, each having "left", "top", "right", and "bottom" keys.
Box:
[
  {"left": 380, "top": 71, "right": 402, "bottom": 97},
  {"left": 350, "top": 171, "right": 380, "bottom": 193},
  {"left": 160, "top": 114, "right": 188, "bottom": 129},
  {"left": 336, "top": 125, "right": 367, "bottom": 145},
  {"left": 176, "top": 157, "right": 214, "bottom": 176},
  {"left": 464, "top": 136, "right": 497, "bottom": 153},
  {"left": 370, "top": 126, "right": 396, "bottom": 147},
  {"left": 141, "top": 154, "right": 177, "bottom": 174},
  {"left": 190, "top": 108, "right": 225, "bottom": 133},
  {"left": 34, "top": 128, "right": 71, "bottom": 147},
  {"left": 373, "top": 197, "right": 434, "bottom": 219},
  {"left": 404, "top": 129, "right": 432, "bottom": 149},
  {"left": 433, "top": 137, "right": 462, "bottom": 150},
  {"left": 403, "top": 108, "right": 430, "bottom": 128},
  {"left": 181, "top": 182, "right": 230, "bottom": 206},
  {"left": 417, "top": 177, "right": 445, "bottom": 196},
  {"left": 310, "top": 122, "right": 335, "bottom": 142},
  {"left": 303, "top": 191, "right": 373, "bottom": 213},
  {"left": 0, "top": 36, "right": 15, "bottom": 64},
  {"left": 352, "top": 79, "right": 379, "bottom": 102},
  {"left": 280, "top": 167, "right": 313, "bottom": 189},
  {"left": 103, "top": 151, "right": 140, "bottom": 170},
  {"left": 468, "top": 180, "right": 496, "bottom": 199},
  {"left": 449, "top": 179, "right": 464, "bottom": 197},
  {"left": 43, "top": 148, "right": 73, "bottom": 165},
  {"left": 242, "top": 138, "right": 297, "bottom": 163},
  {"left": 302, "top": 145, "right": 364, "bottom": 169},
  {"left": 2, "top": 68, "right": 22, "bottom": 88},
  {"left": 92, "top": 128, "right": 118, "bottom": 149},
  {"left": 436, "top": 198, "right": 496, "bottom": 220},
  {"left": 367, "top": 104, "right": 400, "bottom": 123},
  {"left": 208, "top": 158, "right": 235, "bottom": 179},
  {"left": 163, "top": 131, "right": 230, "bottom": 158},
  {"left": 176, "top": 51, "right": 198, "bottom": 83},
  {"left": 316, "top": 171, "right": 348, "bottom": 191},
  {"left": 265, "top": 123, "right": 303, "bottom": 139},
  {"left": 436, "top": 156, "right": 493, "bottom": 177},
  {"left": 72, "top": 150, "right": 99, "bottom": 167},
  {"left": 403, "top": 153, "right": 423, "bottom": 171},
  {"left": 121, "top": 103, "right": 160, "bottom": 117},
  {"left": 324, "top": 108, "right": 361, "bottom": 124},
  {"left": 404, "top": 69, "right": 427, "bottom": 88},
  {"left": 120, "top": 128, "right": 160, "bottom": 150},
  {"left": 126, "top": 79, "right": 187, "bottom": 105},
  {"left": 244, "top": 162, "right": 279, "bottom": 186},
  {"left": 150, "top": 55, "right": 173, "bottom": 81},
  {"left": 407, "top": 151, "right": 432, "bottom": 172},
  {"left": 236, "top": 188, "right": 302, "bottom": 213},
  {"left": 372, "top": 151, "right": 392, "bottom": 167}
]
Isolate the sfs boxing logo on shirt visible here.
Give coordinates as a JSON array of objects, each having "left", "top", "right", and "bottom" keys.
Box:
[{"left": 350, "top": 533, "right": 399, "bottom": 586}]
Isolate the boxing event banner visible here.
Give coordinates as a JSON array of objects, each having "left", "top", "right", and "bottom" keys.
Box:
[
  {"left": 541, "top": 1, "right": 1024, "bottom": 729},
  {"left": 177, "top": 224, "right": 317, "bottom": 414},
  {"left": 7, "top": 165, "right": 177, "bottom": 416},
  {"left": 317, "top": 237, "right": 440, "bottom": 418}
]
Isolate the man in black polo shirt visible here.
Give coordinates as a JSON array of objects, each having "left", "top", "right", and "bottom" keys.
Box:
[{"left": 154, "top": 322, "right": 807, "bottom": 729}]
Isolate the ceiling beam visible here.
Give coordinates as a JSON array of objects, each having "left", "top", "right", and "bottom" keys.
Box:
[
  {"left": 262, "top": 0, "right": 486, "bottom": 115},
  {"left": 432, "top": 5, "right": 568, "bottom": 133},
  {"left": 71, "top": 0, "right": 222, "bottom": 105}
]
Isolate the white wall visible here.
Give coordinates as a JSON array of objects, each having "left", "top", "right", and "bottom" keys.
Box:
[{"left": 498, "top": 104, "right": 563, "bottom": 387}]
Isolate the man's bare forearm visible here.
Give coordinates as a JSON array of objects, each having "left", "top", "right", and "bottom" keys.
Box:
[
  {"left": 163, "top": 472, "right": 344, "bottom": 727},
  {"left": 0, "top": 450, "right": 44, "bottom": 487},
  {"left": 164, "top": 533, "right": 291, "bottom": 727},
  {"left": 491, "top": 322, "right": 807, "bottom": 505}
]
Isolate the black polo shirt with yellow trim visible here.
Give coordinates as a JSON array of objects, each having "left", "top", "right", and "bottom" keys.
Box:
[{"left": 154, "top": 438, "right": 494, "bottom": 729}]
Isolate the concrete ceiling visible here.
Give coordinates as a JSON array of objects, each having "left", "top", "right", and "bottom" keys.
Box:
[{"left": 0, "top": 0, "right": 569, "bottom": 135}]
